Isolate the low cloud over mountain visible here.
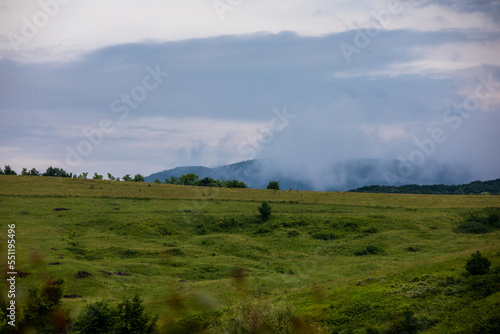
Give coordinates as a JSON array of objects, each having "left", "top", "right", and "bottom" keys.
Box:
[{"left": 146, "top": 158, "right": 472, "bottom": 191}]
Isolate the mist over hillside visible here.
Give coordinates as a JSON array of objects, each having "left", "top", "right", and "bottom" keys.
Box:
[{"left": 145, "top": 159, "right": 473, "bottom": 191}]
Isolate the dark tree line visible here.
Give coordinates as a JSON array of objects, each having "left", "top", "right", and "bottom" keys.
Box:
[
  {"left": 1, "top": 166, "right": 248, "bottom": 188},
  {"left": 156, "top": 173, "right": 248, "bottom": 188},
  {"left": 0, "top": 165, "right": 145, "bottom": 182},
  {"left": 0, "top": 165, "right": 17, "bottom": 175},
  {"left": 350, "top": 178, "right": 500, "bottom": 195}
]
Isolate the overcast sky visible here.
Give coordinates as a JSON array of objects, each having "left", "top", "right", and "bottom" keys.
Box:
[{"left": 0, "top": 0, "right": 499, "bottom": 183}]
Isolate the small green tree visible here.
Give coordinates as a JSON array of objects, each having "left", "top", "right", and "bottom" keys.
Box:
[
  {"left": 3, "top": 165, "right": 17, "bottom": 175},
  {"left": 21, "top": 277, "right": 70, "bottom": 333},
  {"left": 466, "top": 251, "right": 491, "bottom": 276},
  {"left": 133, "top": 174, "right": 145, "bottom": 182},
  {"left": 179, "top": 173, "right": 199, "bottom": 186},
  {"left": 226, "top": 179, "right": 248, "bottom": 188},
  {"left": 154, "top": 179, "right": 162, "bottom": 184},
  {"left": 115, "top": 295, "right": 157, "bottom": 334},
  {"left": 43, "top": 166, "right": 70, "bottom": 177},
  {"left": 74, "top": 295, "right": 157, "bottom": 334},
  {"left": 78, "top": 172, "right": 89, "bottom": 179},
  {"left": 29, "top": 168, "right": 41, "bottom": 176},
  {"left": 122, "top": 174, "right": 132, "bottom": 182},
  {"left": 258, "top": 201, "right": 272, "bottom": 221},
  {"left": 93, "top": 172, "right": 104, "bottom": 180},
  {"left": 267, "top": 180, "right": 280, "bottom": 190},
  {"left": 107, "top": 173, "right": 116, "bottom": 181},
  {"left": 74, "top": 300, "right": 117, "bottom": 334}
]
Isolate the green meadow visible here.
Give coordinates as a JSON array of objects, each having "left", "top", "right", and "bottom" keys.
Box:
[{"left": 1, "top": 175, "right": 499, "bottom": 333}]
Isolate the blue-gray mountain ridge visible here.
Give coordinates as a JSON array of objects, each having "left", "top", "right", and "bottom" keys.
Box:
[{"left": 145, "top": 159, "right": 473, "bottom": 191}]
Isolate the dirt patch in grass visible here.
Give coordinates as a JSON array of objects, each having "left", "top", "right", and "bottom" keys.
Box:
[
  {"left": 74, "top": 271, "right": 93, "bottom": 279},
  {"left": 15, "top": 270, "right": 30, "bottom": 278},
  {"left": 53, "top": 208, "right": 70, "bottom": 211}
]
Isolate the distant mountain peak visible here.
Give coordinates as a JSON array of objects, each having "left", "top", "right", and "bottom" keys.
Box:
[{"left": 146, "top": 158, "right": 474, "bottom": 191}]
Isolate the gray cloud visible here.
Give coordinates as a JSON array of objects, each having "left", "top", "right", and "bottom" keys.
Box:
[
  {"left": 410, "top": 0, "right": 500, "bottom": 22},
  {"left": 0, "top": 29, "right": 499, "bottom": 183}
]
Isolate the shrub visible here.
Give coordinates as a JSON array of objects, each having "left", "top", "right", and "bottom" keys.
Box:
[
  {"left": 166, "top": 311, "right": 222, "bottom": 334},
  {"left": 354, "top": 245, "right": 383, "bottom": 256},
  {"left": 210, "top": 297, "right": 326, "bottom": 334},
  {"left": 467, "top": 273, "right": 500, "bottom": 298},
  {"left": 456, "top": 221, "right": 492, "bottom": 234},
  {"left": 133, "top": 174, "right": 145, "bottom": 182},
  {"left": 457, "top": 208, "right": 500, "bottom": 234},
  {"left": 115, "top": 295, "right": 158, "bottom": 334},
  {"left": 363, "top": 227, "right": 378, "bottom": 234},
  {"left": 74, "top": 295, "right": 157, "bottom": 334},
  {"left": 312, "top": 232, "right": 337, "bottom": 240},
  {"left": 74, "top": 301, "right": 117, "bottom": 334},
  {"left": 255, "top": 227, "right": 272, "bottom": 235},
  {"left": 43, "top": 166, "right": 70, "bottom": 177},
  {"left": 466, "top": 251, "right": 491, "bottom": 276},
  {"left": 167, "top": 248, "right": 184, "bottom": 256},
  {"left": 258, "top": 201, "right": 272, "bottom": 221},
  {"left": 342, "top": 222, "right": 358, "bottom": 231},
  {"left": 267, "top": 180, "right": 280, "bottom": 190},
  {"left": 472, "top": 314, "right": 500, "bottom": 334},
  {"left": 3, "top": 165, "right": 17, "bottom": 175},
  {"left": 400, "top": 281, "right": 438, "bottom": 299},
  {"left": 385, "top": 310, "right": 425, "bottom": 334},
  {"left": 21, "top": 277, "right": 70, "bottom": 333}
]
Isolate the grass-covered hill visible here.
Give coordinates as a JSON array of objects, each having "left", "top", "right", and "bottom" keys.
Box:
[{"left": 1, "top": 175, "right": 499, "bottom": 333}]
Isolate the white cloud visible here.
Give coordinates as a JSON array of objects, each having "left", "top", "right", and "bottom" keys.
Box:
[
  {"left": 1, "top": 0, "right": 498, "bottom": 63},
  {"left": 0, "top": 115, "right": 270, "bottom": 176},
  {"left": 360, "top": 123, "right": 411, "bottom": 142}
]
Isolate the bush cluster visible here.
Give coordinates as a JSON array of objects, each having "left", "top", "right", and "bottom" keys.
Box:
[
  {"left": 74, "top": 295, "right": 157, "bottom": 334},
  {"left": 164, "top": 173, "right": 247, "bottom": 188},
  {"left": 258, "top": 201, "right": 272, "bottom": 221},
  {"left": 209, "top": 297, "right": 326, "bottom": 334},
  {"left": 466, "top": 251, "right": 491, "bottom": 276},
  {"left": 354, "top": 245, "right": 383, "bottom": 256},
  {"left": 456, "top": 208, "right": 500, "bottom": 234}
]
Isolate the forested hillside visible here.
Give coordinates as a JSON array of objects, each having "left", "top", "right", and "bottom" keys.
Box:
[{"left": 350, "top": 179, "right": 500, "bottom": 195}]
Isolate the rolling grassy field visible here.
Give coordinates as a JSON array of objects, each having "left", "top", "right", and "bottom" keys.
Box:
[{"left": 1, "top": 175, "right": 499, "bottom": 333}]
